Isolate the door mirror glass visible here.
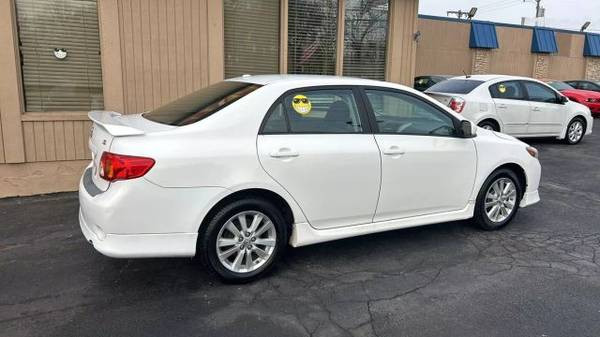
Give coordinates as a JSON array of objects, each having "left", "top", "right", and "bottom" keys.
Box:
[
  {"left": 460, "top": 120, "right": 476, "bottom": 138},
  {"left": 559, "top": 95, "right": 569, "bottom": 104}
]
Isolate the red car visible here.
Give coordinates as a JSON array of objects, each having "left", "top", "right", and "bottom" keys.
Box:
[{"left": 548, "top": 81, "right": 600, "bottom": 117}]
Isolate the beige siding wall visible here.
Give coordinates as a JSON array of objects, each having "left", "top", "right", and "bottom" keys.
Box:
[
  {"left": 488, "top": 26, "right": 534, "bottom": 76},
  {"left": 415, "top": 19, "right": 472, "bottom": 76},
  {"left": 386, "top": 0, "right": 419, "bottom": 85},
  {"left": 547, "top": 32, "right": 586, "bottom": 80},
  {"left": 416, "top": 17, "right": 589, "bottom": 81},
  {"left": 118, "top": 0, "right": 223, "bottom": 114},
  {"left": 22, "top": 120, "right": 92, "bottom": 162},
  {"left": 0, "top": 106, "right": 5, "bottom": 163}
]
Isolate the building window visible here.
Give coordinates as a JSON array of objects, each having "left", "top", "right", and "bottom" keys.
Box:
[
  {"left": 288, "top": 0, "right": 338, "bottom": 75},
  {"left": 343, "top": 0, "right": 389, "bottom": 80},
  {"left": 224, "top": 0, "right": 280, "bottom": 79},
  {"left": 15, "top": 0, "right": 104, "bottom": 112}
]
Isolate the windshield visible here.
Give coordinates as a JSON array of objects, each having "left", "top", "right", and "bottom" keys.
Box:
[
  {"left": 426, "top": 79, "right": 484, "bottom": 94},
  {"left": 548, "top": 81, "right": 574, "bottom": 91},
  {"left": 144, "top": 81, "right": 262, "bottom": 126}
]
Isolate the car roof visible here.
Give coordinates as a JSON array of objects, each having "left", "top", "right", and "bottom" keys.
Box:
[
  {"left": 226, "top": 74, "right": 393, "bottom": 87},
  {"left": 447, "top": 74, "right": 541, "bottom": 82}
]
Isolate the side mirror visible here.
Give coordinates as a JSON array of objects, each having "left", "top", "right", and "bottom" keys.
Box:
[
  {"left": 459, "top": 120, "right": 476, "bottom": 138},
  {"left": 559, "top": 95, "right": 569, "bottom": 104}
]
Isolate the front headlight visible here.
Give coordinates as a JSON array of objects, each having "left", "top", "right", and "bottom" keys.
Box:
[{"left": 526, "top": 146, "right": 539, "bottom": 158}]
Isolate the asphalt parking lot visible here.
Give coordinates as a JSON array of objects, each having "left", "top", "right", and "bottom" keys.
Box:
[{"left": 2, "top": 123, "right": 599, "bottom": 337}]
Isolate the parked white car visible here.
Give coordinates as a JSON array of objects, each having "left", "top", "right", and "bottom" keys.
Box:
[
  {"left": 79, "top": 75, "right": 541, "bottom": 282},
  {"left": 426, "top": 75, "right": 593, "bottom": 144}
]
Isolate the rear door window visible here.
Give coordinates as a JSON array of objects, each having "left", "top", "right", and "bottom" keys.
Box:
[
  {"left": 489, "top": 81, "right": 525, "bottom": 100},
  {"left": 144, "top": 81, "right": 261, "bottom": 126},
  {"left": 277, "top": 89, "right": 364, "bottom": 134},
  {"left": 426, "top": 79, "right": 484, "bottom": 94}
]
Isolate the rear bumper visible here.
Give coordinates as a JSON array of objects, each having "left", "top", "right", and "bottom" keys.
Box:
[
  {"left": 520, "top": 190, "right": 540, "bottom": 207},
  {"left": 79, "top": 208, "right": 197, "bottom": 258},
  {"left": 78, "top": 166, "right": 228, "bottom": 258}
]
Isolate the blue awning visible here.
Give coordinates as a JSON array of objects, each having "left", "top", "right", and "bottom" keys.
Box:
[
  {"left": 584, "top": 33, "right": 600, "bottom": 57},
  {"left": 531, "top": 27, "right": 558, "bottom": 53},
  {"left": 469, "top": 22, "right": 499, "bottom": 49}
]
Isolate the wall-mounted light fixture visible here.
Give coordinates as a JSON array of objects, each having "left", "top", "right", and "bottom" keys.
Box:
[
  {"left": 581, "top": 21, "right": 591, "bottom": 32},
  {"left": 414, "top": 30, "right": 421, "bottom": 43}
]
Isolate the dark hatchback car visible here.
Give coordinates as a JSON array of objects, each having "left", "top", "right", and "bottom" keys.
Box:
[
  {"left": 414, "top": 75, "right": 454, "bottom": 92},
  {"left": 565, "top": 80, "right": 600, "bottom": 93}
]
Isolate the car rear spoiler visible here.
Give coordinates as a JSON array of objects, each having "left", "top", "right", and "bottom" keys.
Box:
[{"left": 88, "top": 111, "right": 145, "bottom": 136}]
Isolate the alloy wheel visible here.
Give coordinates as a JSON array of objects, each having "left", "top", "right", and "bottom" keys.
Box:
[
  {"left": 568, "top": 120, "right": 584, "bottom": 143},
  {"left": 216, "top": 211, "right": 277, "bottom": 273},
  {"left": 484, "top": 177, "right": 517, "bottom": 223}
]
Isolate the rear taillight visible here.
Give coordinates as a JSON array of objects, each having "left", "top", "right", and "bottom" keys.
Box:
[
  {"left": 99, "top": 152, "right": 155, "bottom": 182},
  {"left": 586, "top": 98, "right": 600, "bottom": 103},
  {"left": 449, "top": 97, "right": 466, "bottom": 113}
]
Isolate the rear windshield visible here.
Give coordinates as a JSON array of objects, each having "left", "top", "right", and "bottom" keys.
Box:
[
  {"left": 426, "top": 79, "right": 484, "bottom": 94},
  {"left": 144, "top": 81, "right": 262, "bottom": 126}
]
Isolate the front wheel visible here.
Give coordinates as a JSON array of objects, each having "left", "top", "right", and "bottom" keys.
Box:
[
  {"left": 565, "top": 117, "right": 585, "bottom": 145},
  {"left": 473, "top": 169, "right": 522, "bottom": 230},
  {"left": 197, "top": 198, "right": 289, "bottom": 283}
]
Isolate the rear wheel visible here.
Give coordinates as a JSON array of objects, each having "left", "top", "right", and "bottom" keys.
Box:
[
  {"left": 197, "top": 197, "right": 288, "bottom": 283},
  {"left": 478, "top": 120, "right": 499, "bottom": 131},
  {"left": 565, "top": 117, "right": 585, "bottom": 145},
  {"left": 473, "top": 169, "right": 522, "bottom": 230}
]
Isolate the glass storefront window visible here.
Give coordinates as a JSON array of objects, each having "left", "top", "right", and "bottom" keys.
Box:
[{"left": 15, "top": 0, "right": 104, "bottom": 112}]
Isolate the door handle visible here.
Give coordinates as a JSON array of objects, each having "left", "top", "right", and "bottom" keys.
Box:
[
  {"left": 382, "top": 145, "right": 406, "bottom": 156},
  {"left": 532, "top": 106, "right": 542, "bottom": 111},
  {"left": 497, "top": 104, "right": 508, "bottom": 109},
  {"left": 269, "top": 147, "right": 299, "bottom": 158}
]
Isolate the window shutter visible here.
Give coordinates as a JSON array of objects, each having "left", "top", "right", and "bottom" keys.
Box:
[
  {"left": 15, "top": 0, "right": 104, "bottom": 112},
  {"left": 343, "top": 0, "right": 389, "bottom": 80},
  {"left": 287, "top": 0, "right": 338, "bottom": 75},
  {"left": 224, "top": 0, "right": 280, "bottom": 79}
]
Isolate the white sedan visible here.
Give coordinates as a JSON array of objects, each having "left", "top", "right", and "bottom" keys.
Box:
[
  {"left": 426, "top": 75, "right": 593, "bottom": 144},
  {"left": 79, "top": 75, "right": 541, "bottom": 282}
]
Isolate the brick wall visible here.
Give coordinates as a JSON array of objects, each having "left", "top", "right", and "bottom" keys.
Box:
[
  {"left": 533, "top": 54, "right": 550, "bottom": 80},
  {"left": 585, "top": 58, "right": 600, "bottom": 81},
  {"left": 471, "top": 49, "right": 491, "bottom": 75}
]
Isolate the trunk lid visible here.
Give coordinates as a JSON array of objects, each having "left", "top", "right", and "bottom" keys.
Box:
[
  {"left": 88, "top": 111, "right": 173, "bottom": 191},
  {"left": 426, "top": 92, "right": 465, "bottom": 106}
]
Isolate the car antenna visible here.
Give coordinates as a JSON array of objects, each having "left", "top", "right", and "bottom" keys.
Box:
[{"left": 462, "top": 70, "right": 471, "bottom": 79}]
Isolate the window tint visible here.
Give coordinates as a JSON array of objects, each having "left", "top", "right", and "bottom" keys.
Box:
[
  {"left": 263, "top": 104, "right": 287, "bottom": 133},
  {"left": 283, "top": 90, "right": 363, "bottom": 133},
  {"left": 522, "top": 82, "right": 558, "bottom": 103},
  {"left": 144, "top": 81, "right": 261, "bottom": 126},
  {"left": 426, "top": 79, "right": 484, "bottom": 94},
  {"left": 489, "top": 81, "right": 525, "bottom": 100},
  {"left": 414, "top": 77, "right": 434, "bottom": 92},
  {"left": 365, "top": 90, "right": 456, "bottom": 136},
  {"left": 579, "top": 82, "right": 600, "bottom": 91},
  {"left": 547, "top": 81, "right": 574, "bottom": 91}
]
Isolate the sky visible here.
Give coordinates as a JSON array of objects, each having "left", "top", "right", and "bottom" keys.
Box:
[{"left": 418, "top": 0, "right": 600, "bottom": 32}]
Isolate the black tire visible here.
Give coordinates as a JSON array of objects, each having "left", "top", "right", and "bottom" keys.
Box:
[
  {"left": 473, "top": 168, "right": 523, "bottom": 230},
  {"left": 564, "top": 117, "right": 586, "bottom": 145},
  {"left": 197, "top": 197, "right": 289, "bottom": 283},
  {"left": 478, "top": 120, "right": 499, "bottom": 132}
]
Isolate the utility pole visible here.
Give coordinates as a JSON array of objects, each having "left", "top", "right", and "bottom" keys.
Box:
[{"left": 534, "top": 0, "right": 545, "bottom": 26}]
